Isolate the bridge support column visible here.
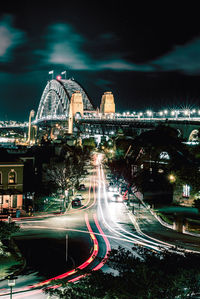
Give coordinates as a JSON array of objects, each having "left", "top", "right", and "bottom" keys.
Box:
[
  {"left": 27, "top": 110, "right": 35, "bottom": 145},
  {"left": 100, "top": 92, "right": 115, "bottom": 114},
  {"left": 68, "top": 91, "right": 83, "bottom": 134}
]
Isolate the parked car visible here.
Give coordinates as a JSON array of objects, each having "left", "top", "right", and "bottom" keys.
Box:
[
  {"left": 111, "top": 193, "right": 123, "bottom": 202},
  {"left": 75, "top": 194, "right": 84, "bottom": 200},
  {"left": 108, "top": 185, "right": 118, "bottom": 192},
  {"left": 72, "top": 198, "right": 82, "bottom": 207},
  {"left": 78, "top": 184, "right": 86, "bottom": 191}
]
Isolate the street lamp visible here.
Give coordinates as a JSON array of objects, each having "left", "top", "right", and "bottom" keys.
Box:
[
  {"left": 138, "top": 112, "right": 143, "bottom": 118},
  {"left": 164, "top": 110, "right": 168, "bottom": 115},
  {"left": 184, "top": 109, "right": 190, "bottom": 118},
  {"left": 169, "top": 174, "right": 176, "bottom": 183},
  {"left": 8, "top": 277, "right": 15, "bottom": 299},
  {"left": 146, "top": 110, "right": 153, "bottom": 118},
  {"left": 171, "top": 110, "right": 179, "bottom": 119}
]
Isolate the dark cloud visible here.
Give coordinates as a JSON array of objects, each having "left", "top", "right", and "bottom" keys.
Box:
[
  {"left": 1, "top": 4, "right": 200, "bottom": 121},
  {"left": 152, "top": 37, "right": 200, "bottom": 74},
  {"left": 0, "top": 14, "right": 26, "bottom": 62},
  {"left": 36, "top": 22, "right": 147, "bottom": 71}
]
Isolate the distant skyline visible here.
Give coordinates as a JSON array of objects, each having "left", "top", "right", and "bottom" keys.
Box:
[{"left": 1, "top": 3, "right": 200, "bottom": 121}]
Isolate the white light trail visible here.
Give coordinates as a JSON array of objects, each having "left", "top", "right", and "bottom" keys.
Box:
[
  {"left": 96, "top": 157, "right": 200, "bottom": 254},
  {"left": 96, "top": 162, "right": 160, "bottom": 250},
  {"left": 96, "top": 155, "right": 192, "bottom": 253}
]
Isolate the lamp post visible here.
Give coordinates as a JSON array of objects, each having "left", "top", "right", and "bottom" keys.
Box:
[
  {"left": 146, "top": 110, "right": 153, "bottom": 119},
  {"left": 66, "top": 233, "right": 68, "bottom": 262},
  {"left": 169, "top": 174, "right": 176, "bottom": 183},
  {"left": 8, "top": 277, "right": 15, "bottom": 299},
  {"left": 184, "top": 109, "right": 190, "bottom": 119}
]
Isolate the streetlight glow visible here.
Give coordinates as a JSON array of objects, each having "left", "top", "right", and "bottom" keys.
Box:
[{"left": 169, "top": 174, "right": 176, "bottom": 183}]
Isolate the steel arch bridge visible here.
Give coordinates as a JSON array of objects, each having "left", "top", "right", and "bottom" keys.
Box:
[{"left": 35, "top": 78, "right": 94, "bottom": 122}]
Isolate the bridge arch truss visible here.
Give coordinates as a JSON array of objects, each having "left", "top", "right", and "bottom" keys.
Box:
[{"left": 35, "top": 79, "right": 94, "bottom": 122}]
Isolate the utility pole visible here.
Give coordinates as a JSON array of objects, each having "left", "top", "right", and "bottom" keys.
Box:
[{"left": 66, "top": 234, "right": 68, "bottom": 262}]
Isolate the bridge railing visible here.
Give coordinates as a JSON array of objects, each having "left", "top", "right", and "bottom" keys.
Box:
[
  {"left": 80, "top": 115, "right": 200, "bottom": 122},
  {"left": 2, "top": 114, "right": 200, "bottom": 129}
]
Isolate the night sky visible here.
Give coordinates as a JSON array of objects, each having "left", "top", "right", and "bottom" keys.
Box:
[{"left": 1, "top": 3, "right": 200, "bottom": 121}]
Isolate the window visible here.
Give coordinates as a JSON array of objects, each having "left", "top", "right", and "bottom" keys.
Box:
[
  {"left": 0, "top": 172, "right": 2, "bottom": 184},
  {"left": 8, "top": 170, "right": 17, "bottom": 184},
  {"left": 13, "top": 195, "right": 17, "bottom": 208},
  {"left": 183, "top": 184, "right": 190, "bottom": 198},
  {"left": 159, "top": 151, "right": 170, "bottom": 160}
]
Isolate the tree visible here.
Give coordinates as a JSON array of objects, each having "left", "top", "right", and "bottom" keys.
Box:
[
  {"left": 0, "top": 221, "right": 20, "bottom": 257},
  {"left": 107, "top": 127, "right": 200, "bottom": 206},
  {"left": 82, "top": 137, "right": 96, "bottom": 150},
  {"left": 173, "top": 165, "right": 200, "bottom": 197},
  {"left": 0, "top": 221, "right": 20, "bottom": 241},
  {"left": 43, "top": 145, "right": 91, "bottom": 196},
  {"left": 45, "top": 246, "right": 200, "bottom": 299},
  {"left": 193, "top": 198, "right": 200, "bottom": 213}
]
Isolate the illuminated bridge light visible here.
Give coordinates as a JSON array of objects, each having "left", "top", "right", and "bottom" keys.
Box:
[{"left": 56, "top": 75, "right": 62, "bottom": 80}]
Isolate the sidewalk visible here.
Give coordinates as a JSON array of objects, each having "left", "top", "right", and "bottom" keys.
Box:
[{"left": 128, "top": 194, "right": 200, "bottom": 253}]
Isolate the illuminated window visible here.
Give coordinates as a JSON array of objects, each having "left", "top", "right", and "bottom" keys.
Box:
[
  {"left": 8, "top": 170, "right": 17, "bottom": 184},
  {"left": 159, "top": 152, "right": 170, "bottom": 160},
  {"left": 183, "top": 184, "right": 190, "bottom": 198}
]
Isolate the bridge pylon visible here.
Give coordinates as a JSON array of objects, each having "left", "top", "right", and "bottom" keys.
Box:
[
  {"left": 100, "top": 91, "right": 115, "bottom": 114},
  {"left": 68, "top": 91, "right": 84, "bottom": 134},
  {"left": 27, "top": 110, "right": 35, "bottom": 144}
]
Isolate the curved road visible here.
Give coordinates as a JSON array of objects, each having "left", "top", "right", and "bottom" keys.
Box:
[{"left": 0, "top": 153, "right": 199, "bottom": 298}]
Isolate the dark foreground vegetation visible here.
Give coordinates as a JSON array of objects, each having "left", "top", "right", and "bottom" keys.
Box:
[{"left": 45, "top": 246, "right": 200, "bottom": 299}]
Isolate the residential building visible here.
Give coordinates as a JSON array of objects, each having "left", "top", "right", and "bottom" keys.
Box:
[{"left": 0, "top": 161, "right": 24, "bottom": 214}]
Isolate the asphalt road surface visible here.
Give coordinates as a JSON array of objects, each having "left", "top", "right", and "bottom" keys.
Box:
[{"left": 0, "top": 153, "right": 200, "bottom": 298}]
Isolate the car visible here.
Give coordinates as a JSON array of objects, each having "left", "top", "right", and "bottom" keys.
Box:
[
  {"left": 75, "top": 194, "right": 84, "bottom": 200},
  {"left": 78, "top": 184, "right": 86, "bottom": 191},
  {"left": 108, "top": 185, "right": 118, "bottom": 192},
  {"left": 72, "top": 198, "right": 82, "bottom": 207},
  {"left": 111, "top": 193, "right": 123, "bottom": 202}
]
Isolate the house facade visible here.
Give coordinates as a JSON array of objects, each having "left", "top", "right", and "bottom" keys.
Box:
[{"left": 0, "top": 161, "right": 24, "bottom": 213}]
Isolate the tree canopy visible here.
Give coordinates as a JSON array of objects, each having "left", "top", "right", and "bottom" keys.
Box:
[
  {"left": 42, "top": 145, "right": 91, "bottom": 196},
  {"left": 0, "top": 221, "right": 20, "bottom": 241},
  {"left": 45, "top": 246, "right": 200, "bottom": 299}
]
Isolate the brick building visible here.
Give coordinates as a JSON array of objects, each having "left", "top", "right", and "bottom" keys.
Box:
[{"left": 0, "top": 161, "right": 24, "bottom": 213}]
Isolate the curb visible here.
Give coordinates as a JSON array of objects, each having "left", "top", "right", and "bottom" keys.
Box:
[{"left": 132, "top": 192, "right": 200, "bottom": 239}]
